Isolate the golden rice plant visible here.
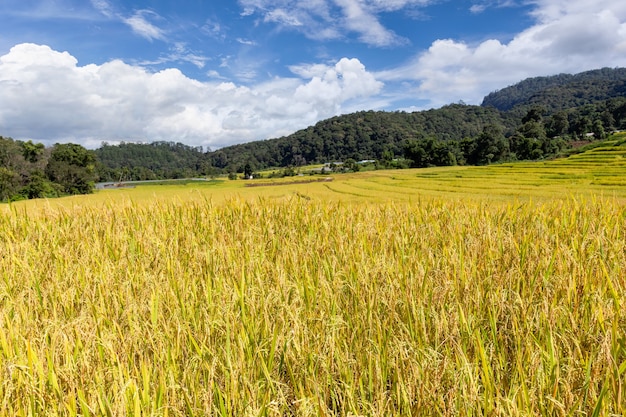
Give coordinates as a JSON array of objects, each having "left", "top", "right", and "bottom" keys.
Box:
[{"left": 0, "top": 195, "right": 624, "bottom": 416}]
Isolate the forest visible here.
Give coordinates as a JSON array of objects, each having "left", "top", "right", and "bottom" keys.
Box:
[{"left": 2, "top": 67, "right": 626, "bottom": 201}]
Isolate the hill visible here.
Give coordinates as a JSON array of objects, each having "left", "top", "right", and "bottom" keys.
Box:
[
  {"left": 207, "top": 105, "right": 504, "bottom": 171},
  {"left": 481, "top": 67, "right": 626, "bottom": 112}
]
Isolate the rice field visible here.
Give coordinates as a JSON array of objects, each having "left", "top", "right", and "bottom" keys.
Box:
[{"left": 0, "top": 138, "right": 625, "bottom": 416}]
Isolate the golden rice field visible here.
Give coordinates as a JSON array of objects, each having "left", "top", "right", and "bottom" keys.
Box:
[{"left": 1, "top": 137, "right": 625, "bottom": 416}]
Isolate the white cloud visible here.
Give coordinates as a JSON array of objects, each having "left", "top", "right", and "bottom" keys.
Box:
[
  {"left": 378, "top": 0, "right": 626, "bottom": 106},
  {"left": 135, "top": 43, "right": 209, "bottom": 69},
  {"left": 123, "top": 10, "right": 166, "bottom": 41},
  {"left": 90, "top": 0, "right": 114, "bottom": 18},
  {"left": 468, "top": 1, "right": 520, "bottom": 15},
  {"left": 265, "top": 9, "right": 303, "bottom": 26},
  {"left": 368, "top": 0, "right": 433, "bottom": 10},
  {"left": 237, "top": 0, "right": 419, "bottom": 46},
  {"left": 469, "top": 4, "right": 487, "bottom": 14},
  {"left": 168, "top": 43, "right": 208, "bottom": 68},
  {"left": 201, "top": 19, "right": 226, "bottom": 40},
  {"left": 335, "top": 0, "right": 406, "bottom": 46},
  {"left": 236, "top": 38, "right": 258, "bottom": 46},
  {"left": 292, "top": 58, "right": 383, "bottom": 113},
  {"left": 89, "top": 1, "right": 169, "bottom": 42},
  {"left": 0, "top": 43, "right": 383, "bottom": 149}
]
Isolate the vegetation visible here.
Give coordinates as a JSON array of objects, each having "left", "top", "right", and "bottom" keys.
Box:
[
  {"left": 482, "top": 67, "right": 626, "bottom": 112},
  {"left": 0, "top": 137, "right": 96, "bottom": 202},
  {"left": 1, "top": 140, "right": 625, "bottom": 414},
  {"left": 95, "top": 141, "right": 212, "bottom": 181}
]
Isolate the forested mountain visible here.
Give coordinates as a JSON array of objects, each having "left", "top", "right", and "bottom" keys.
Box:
[{"left": 481, "top": 67, "right": 626, "bottom": 112}]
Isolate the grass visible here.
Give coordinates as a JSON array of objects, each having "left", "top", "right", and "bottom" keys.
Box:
[{"left": 0, "top": 138, "right": 625, "bottom": 415}]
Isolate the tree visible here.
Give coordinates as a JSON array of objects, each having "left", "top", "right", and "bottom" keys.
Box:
[
  {"left": 243, "top": 162, "right": 253, "bottom": 179},
  {"left": 0, "top": 167, "right": 19, "bottom": 201},
  {"left": 546, "top": 111, "right": 569, "bottom": 137},
  {"left": 19, "top": 170, "right": 61, "bottom": 199},
  {"left": 404, "top": 140, "right": 428, "bottom": 168},
  {"left": 469, "top": 124, "right": 509, "bottom": 165},
  {"left": 571, "top": 115, "right": 592, "bottom": 138},
  {"left": 46, "top": 143, "right": 97, "bottom": 195},
  {"left": 21, "top": 140, "right": 45, "bottom": 163},
  {"left": 344, "top": 158, "right": 360, "bottom": 172},
  {"left": 510, "top": 133, "right": 543, "bottom": 160},
  {"left": 379, "top": 149, "right": 394, "bottom": 168},
  {"left": 592, "top": 120, "right": 606, "bottom": 140},
  {"left": 403, "top": 138, "right": 457, "bottom": 168},
  {"left": 522, "top": 106, "right": 544, "bottom": 124}
]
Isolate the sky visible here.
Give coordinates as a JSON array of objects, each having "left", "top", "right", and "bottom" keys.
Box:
[{"left": 1, "top": 1, "right": 626, "bottom": 149}]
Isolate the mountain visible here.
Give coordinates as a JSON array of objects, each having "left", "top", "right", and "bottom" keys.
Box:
[{"left": 481, "top": 67, "right": 626, "bottom": 112}]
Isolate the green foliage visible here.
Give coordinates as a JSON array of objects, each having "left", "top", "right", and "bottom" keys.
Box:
[
  {"left": 205, "top": 68, "right": 626, "bottom": 171},
  {"left": 592, "top": 120, "right": 606, "bottom": 140},
  {"left": 21, "top": 140, "right": 45, "bottom": 163},
  {"left": 86, "top": 67, "right": 626, "bottom": 177},
  {"left": 468, "top": 124, "right": 510, "bottom": 165},
  {"left": 343, "top": 158, "right": 360, "bottom": 172},
  {"left": 404, "top": 137, "right": 458, "bottom": 168},
  {"left": 94, "top": 141, "right": 207, "bottom": 181},
  {"left": 0, "top": 136, "right": 90, "bottom": 201},
  {"left": 18, "top": 170, "right": 61, "bottom": 199},
  {"left": 243, "top": 162, "right": 253, "bottom": 179},
  {"left": 482, "top": 67, "right": 626, "bottom": 112},
  {"left": 545, "top": 111, "right": 569, "bottom": 137},
  {"left": 267, "top": 166, "right": 298, "bottom": 178},
  {"left": 46, "top": 143, "right": 97, "bottom": 195},
  {"left": 0, "top": 166, "right": 19, "bottom": 201}
]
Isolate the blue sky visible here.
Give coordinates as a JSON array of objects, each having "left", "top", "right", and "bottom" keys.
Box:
[{"left": 1, "top": 0, "right": 625, "bottom": 149}]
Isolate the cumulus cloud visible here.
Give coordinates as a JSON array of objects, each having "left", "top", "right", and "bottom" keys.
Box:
[
  {"left": 0, "top": 44, "right": 383, "bottom": 149},
  {"left": 378, "top": 0, "right": 626, "bottom": 106}
]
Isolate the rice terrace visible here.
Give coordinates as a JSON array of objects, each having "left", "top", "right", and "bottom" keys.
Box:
[{"left": 1, "top": 135, "right": 626, "bottom": 416}]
